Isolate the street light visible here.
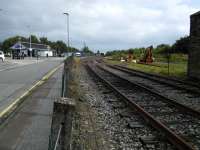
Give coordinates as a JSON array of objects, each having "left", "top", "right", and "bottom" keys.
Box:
[
  {"left": 27, "top": 25, "right": 32, "bottom": 57},
  {"left": 63, "top": 12, "right": 70, "bottom": 56}
]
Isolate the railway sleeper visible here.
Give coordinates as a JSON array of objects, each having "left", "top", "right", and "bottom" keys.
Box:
[
  {"left": 149, "top": 111, "right": 180, "bottom": 117},
  {"left": 127, "top": 122, "right": 145, "bottom": 129},
  {"left": 88, "top": 64, "right": 198, "bottom": 150},
  {"left": 110, "top": 64, "right": 200, "bottom": 94},
  {"left": 138, "top": 103, "right": 167, "bottom": 108},
  {"left": 139, "top": 135, "right": 169, "bottom": 150}
]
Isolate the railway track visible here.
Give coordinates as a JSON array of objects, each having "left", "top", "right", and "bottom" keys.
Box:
[
  {"left": 99, "top": 63, "right": 200, "bottom": 112},
  {"left": 107, "top": 64, "right": 200, "bottom": 94},
  {"left": 86, "top": 69, "right": 173, "bottom": 149},
  {"left": 96, "top": 58, "right": 200, "bottom": 91},
  {"left": 87, "top": 62, "right": 200, "bottom": 150}
]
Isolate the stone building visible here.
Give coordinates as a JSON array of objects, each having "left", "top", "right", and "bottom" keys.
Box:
[{"left": 188, "top": 11, "right": 200, "bottom": 80}]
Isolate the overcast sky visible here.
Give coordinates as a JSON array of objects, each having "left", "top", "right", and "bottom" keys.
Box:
[{"left": 0, "top": 0, "right": 199, "bottom": 52}]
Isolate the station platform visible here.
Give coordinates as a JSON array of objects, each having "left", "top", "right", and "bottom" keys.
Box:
[{"left": 0, "top": 66, "right": 63, "bottom": 150}]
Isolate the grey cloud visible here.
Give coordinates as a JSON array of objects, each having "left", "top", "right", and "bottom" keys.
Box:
[{"left": 0, "top": 0, "right": 199, "bottom": 52}]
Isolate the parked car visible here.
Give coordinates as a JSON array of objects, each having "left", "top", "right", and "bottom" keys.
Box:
[{"left": 0, "top": 51, "right": 5, "bottom": 62}]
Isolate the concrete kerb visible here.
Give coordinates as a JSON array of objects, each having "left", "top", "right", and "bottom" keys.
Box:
[{"left": 0, "top": 63, "right": 63, "bottom": 125}]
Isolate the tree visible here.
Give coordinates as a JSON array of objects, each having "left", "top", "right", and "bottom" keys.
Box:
[
  {"left": 1, "top": 35, "right": 79, "bottom": 54},
  {"left": 28, "top": 35, "right": 39, "bottom": 43},
  {"left": 40, "top": 37, "right": 49, "bottom": 45},
  {"left": 52, "top": 41, "right": 68, "bottom": 55},
  {"left": 68, "top": 47, "right": 78, "bottom": 52},
  {"left": 0, "top": 42, "right": 2, "bottom": 50},
  {"left": 156, "top": 44, "right": 171, "bottom": 54},
  {"left": 172, "top": 36, "right": 189, "bottom": 54},
  {"left": 2, "top": 36, "right": 27, "bottom": 53},
  {"left": 82, "top": 46, "right": 93, "bottom": 54}
]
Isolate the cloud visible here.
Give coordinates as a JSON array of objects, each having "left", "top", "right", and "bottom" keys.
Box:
[{"left": 0, "top": 0, "right": 199, "bottom": 52}]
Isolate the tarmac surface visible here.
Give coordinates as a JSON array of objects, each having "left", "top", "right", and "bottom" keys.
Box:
[
  {"left": 0, "top": 65, "right": 63, "bottom": 150},
  {"left": 0, "top": 57, "right": 63, "bottom": 114},
  {"left": 0, "top": 57, "right": 46, "bottom": 72}
]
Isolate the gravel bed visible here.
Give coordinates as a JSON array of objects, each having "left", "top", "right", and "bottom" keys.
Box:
[
  {"left": 104, "top": 66, "right": 200, "bottom": 111},
  {"left": 78, "top": 65, "right": 174, "bottom": 150},
  {"left": 94, "top": 65, "right": 200, "bottom": 149}
]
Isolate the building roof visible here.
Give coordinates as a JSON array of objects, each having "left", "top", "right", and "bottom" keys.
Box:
[
  {"left": 11, "top": 42, "right": 50, "bottom": 51},
  {"left": 21, "top": 42, "right": 50, "bottom": 50},
  {"left": 11, "top": 42, "right": 26, "bottom": 50}
]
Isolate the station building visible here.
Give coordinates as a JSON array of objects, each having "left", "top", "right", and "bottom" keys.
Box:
[
  {"left": 188, "top": 11, "right": 200, "bottom": 80},
  {"left": 11, "top": 42, "right": 56, "bottom": 58}
]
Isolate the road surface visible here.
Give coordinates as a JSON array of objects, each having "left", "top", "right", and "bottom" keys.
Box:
[
  {"left": 0, "top": 57, "right": 63, "bottom": 114},
  {"left": 0, "top": 57, "right": 47, "bottom": 72}
]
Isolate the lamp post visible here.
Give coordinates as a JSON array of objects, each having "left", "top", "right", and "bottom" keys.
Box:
[
  {"left": 27, "top": 25, "right": 32, "bottom": 58},
  {"left": 63, "top": 12, "right": 70, "bottom": 56}
]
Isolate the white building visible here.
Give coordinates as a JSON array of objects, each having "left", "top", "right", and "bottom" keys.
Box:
[
  {"left": 38, "top": 50, "right": 53, "bottom": 57},
  {"left": 11, "top": 42, "right": 55, "bottom": 58}
]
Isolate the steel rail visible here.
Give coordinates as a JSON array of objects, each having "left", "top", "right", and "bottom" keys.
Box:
[
  {"left": 87, "top": 63, "right": 196, "bottom": 150},
  {"left": 100, "top": 58, "right": 198, "bottom": 87},
  {"left": 99, "top": 64, "right": 200, "bottom": 117},
  {"left": 118, "top": 64, "right": 200, "bottom": 89},
  {"left": 106, "top": 64, "right": 200, "bottom": 95}
]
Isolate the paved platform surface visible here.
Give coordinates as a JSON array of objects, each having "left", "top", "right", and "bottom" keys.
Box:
[{"left": 0, "top": 66, "right": 63, "bottom": 150}]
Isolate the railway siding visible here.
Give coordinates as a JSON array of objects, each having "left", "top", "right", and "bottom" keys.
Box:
[
  {"left": 84, "top": 63, "right": 174, "bottom": 149},
  {"left": 88, "top": 61, "right": 200, "bottom": 150},
  {"left": 105, "top": 64, "right": 200, "bottom": 112}
]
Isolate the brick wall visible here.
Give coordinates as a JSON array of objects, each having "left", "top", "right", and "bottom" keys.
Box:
[{"left": 188, "top": 11, "right": 200, "bottom": 80}]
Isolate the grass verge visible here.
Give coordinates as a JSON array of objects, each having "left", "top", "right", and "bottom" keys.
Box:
[{"left": 104, "top": 59, "right": 187, "bottom": 78}]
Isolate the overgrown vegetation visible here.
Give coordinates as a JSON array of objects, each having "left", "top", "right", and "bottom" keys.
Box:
[
  {"left": 105, "top": 35, "right": 189, "bottom": 78},
  {"left": 105, "top": 35, "right": 189, "bottom": 61},
  {"left": 105, "top": 59, "right": 187, "bottom": 77}
]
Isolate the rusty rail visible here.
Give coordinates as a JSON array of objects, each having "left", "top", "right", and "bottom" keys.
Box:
[
  {"left": 87, "top": 63, "right": 196, "bottom": 150},
  {"left": 108, "top": 64, "right": 200, "bottom": 94},
  {"left": 103, "top": 65, "right": 200, "bottom": 118}
]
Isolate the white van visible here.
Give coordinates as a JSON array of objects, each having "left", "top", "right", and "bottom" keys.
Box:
[
  {"left": 75, "top": 52, "right": 81, "bottom": 57},
  {"left": 0, "top": 51, "right": 5, "bottom": 62}
]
